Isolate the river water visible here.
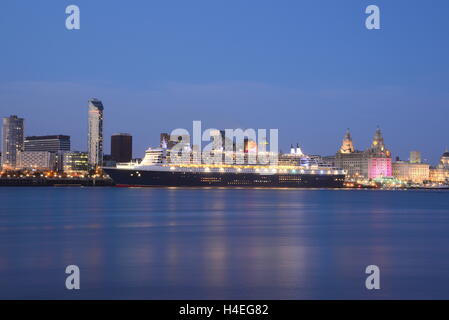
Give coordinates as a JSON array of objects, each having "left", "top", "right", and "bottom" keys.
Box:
[{"left": 0, "top": 187, "right": 448, "bottom": 299}]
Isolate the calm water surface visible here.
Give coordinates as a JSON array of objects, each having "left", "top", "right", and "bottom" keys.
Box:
[{"left": 0, "top": 187, "right": 449, "bottom": 299}]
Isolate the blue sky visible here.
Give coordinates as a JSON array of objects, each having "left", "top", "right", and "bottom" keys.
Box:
[{"left": 0, "top": 0, "right": 448, "bottom": 163}]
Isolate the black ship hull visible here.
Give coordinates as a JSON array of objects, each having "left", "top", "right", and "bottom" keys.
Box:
[{"left": 104, "top": 168, "right": 345, "bottom": 188}]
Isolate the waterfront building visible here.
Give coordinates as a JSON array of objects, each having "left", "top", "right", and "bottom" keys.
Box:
[
  {"left": 54, "top": 152, "right": 66, "bottom": 172},
  {"left": 339, "top": 129, "right": 355, "bottom": 154},
  {"left": 367, "top": 156, "right": 392, "bottom": 180},
  {"left": 335, "top": 151, "right": 366, "bottom": 178},
  {"left": 24, "top": 135, "right": 70, "bottom": 172},
  {"left": 410, "top": 151, "right": 422, "bottom": 164},
  {"left": 23, "top": 135, "right": 71, "bottom": 172},
  {"left": 334, "top": 128, "right": 366, "bottom": 178},
  {"left": 1, "top": 115, "right": 24, "bottom": 169},
  {"left": 17, "top": 151, "right": 55, "bottom": 171},
  {"left": 63, "top": 151, "right": 89, "bottom": 173},
  {"left": 335, "top": 127, "right": 392, "bottom": 179},
  {"left": 392, "top": 161, "right": 430, "bottom": 183},
  {"left": 24, "top": 135, "right": 70, "bottom": 152},
  {"left": 429, "top": 167, "right": 448, "bottom": 183},
  {"left": 111, "top": 133, "right": 132, "bottom": 163},
  {"left": 87, "top": 98, "right": 104, "bottom": 168},
  {"left": 439, "top": 150, "right": 449, "bottom": 169},
  {"left": 429, "top": 150, "right": 449, "bottom": 183}
]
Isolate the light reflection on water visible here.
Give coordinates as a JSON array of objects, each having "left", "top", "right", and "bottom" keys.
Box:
[{"left": 0, "top": 187, "right": 449, "bottom": 299}]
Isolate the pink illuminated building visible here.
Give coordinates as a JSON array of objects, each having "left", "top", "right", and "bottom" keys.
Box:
[
  {"left": 335, "top": 127, "right": 393, "bottom": 180},
  {"left": 368, "top": 157, "right": 392, "bottom": 179}
]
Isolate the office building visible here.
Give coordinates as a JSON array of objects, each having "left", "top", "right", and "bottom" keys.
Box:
[
  {"left": 1, "top": 115, "right": 24, "bottom": 169},
  {"left": 63, "top": 152, "right": 89, "bottom": 173},
  {"left": 17, "top": 151, "right": 55, "bottom": 171},
  {"left": 111, "top": 133, "right": 132, "bottom": 163},
  {"left": 24, "top": 135, "right": 70, "bottom": 152},
  {"left": 23, "top": 135, "right": 70, "bottom": 172},
  {"left": 410, "top": 151, "right": 421, "bottom": 164},
  {"left": 88, "top": 98, "right": 104, "bottom": 168},
  {"left": 392, "top": 161, "right": 430, "bottom": 183}
]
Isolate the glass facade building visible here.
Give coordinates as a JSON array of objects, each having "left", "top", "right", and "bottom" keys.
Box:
[
  {"left": 63, "top": 151, "right": 89, "bottom": 173},
  {"left": 1, "top": 115, "right": 24, "bottom": 169},
  {"left": 87, "top": 98, "right": 104, "bottom": 168},
  {"left": 24, "top": 135, "right": 70, "bottom": 153}
]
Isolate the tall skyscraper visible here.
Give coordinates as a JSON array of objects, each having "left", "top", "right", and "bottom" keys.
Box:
[
  {"left": 111, "top": 133, "right": 132, "bottom": 163},
  {"left": 1, "top": 115, "right": 24, "bottom": 169},
  {"left": 87, "top": 98, "right": 104, "bottom": 168}
]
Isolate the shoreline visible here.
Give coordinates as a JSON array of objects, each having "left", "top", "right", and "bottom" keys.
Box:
[
  {"left": 0, "top": 178, "right": 448, "bottom": 190},
  {"left": 0, "top": 177, "right": 114, "bottom": 187}
]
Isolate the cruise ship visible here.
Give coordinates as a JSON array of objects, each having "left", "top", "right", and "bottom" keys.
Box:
[{"left": 103, "top": 147, "right": 346, "bottom": 188}]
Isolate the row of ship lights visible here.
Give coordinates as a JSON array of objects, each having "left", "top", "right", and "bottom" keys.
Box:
[
  {"left": 162, "top": 166, "right": 342, "bottom": 175},
  {"left": 131, "top": 169, "right": 343, "bottom": 177}
]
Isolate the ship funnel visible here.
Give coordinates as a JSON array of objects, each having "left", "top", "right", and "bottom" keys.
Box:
[{"left": 295, "top": 143, "right": 304, "bottom": 156}]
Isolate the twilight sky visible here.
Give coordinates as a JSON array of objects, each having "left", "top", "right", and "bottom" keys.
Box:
[{"left": 0, "top": 0, "right": 448, "bottom": 163}]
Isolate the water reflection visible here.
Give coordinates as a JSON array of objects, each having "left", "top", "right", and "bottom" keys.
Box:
[{"left": 0, "top": 188, "right": 449, "bottom": 299}]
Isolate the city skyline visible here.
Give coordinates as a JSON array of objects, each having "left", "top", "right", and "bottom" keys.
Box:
[
  {"left": 1, "top": 109, "right": 447, "bottom": 167},
  {"left": 2, "top": 109, "right": 448, "bottom": 166}
]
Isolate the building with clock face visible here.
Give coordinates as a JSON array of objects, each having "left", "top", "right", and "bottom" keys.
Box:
[{"left": 335, "top": 127, "right": 392, "bottom": 180}]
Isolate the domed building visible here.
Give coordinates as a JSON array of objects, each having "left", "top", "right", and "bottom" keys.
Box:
[
  {"left": 429, "top": 150, "right": 449, "bottom": 183},
  {"left": 335, "top": 127, "right": 392, "bottom": 179},
  {"left": 440, "top": 150, "right": 449, "bottom": 169},
  {"left": 339, "top": 129, "right": 355, "bottom": 154}
]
